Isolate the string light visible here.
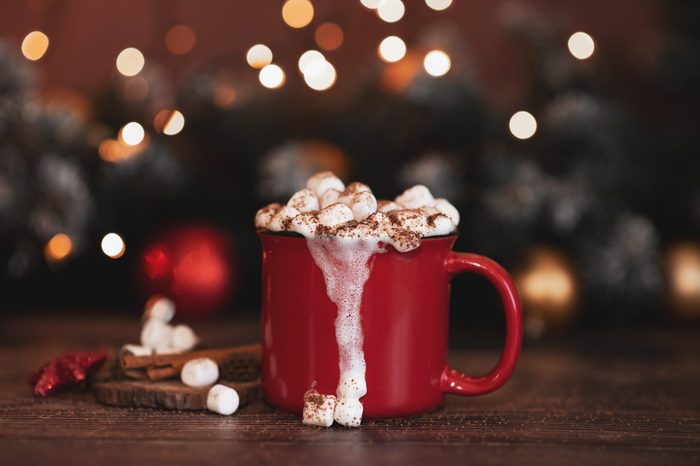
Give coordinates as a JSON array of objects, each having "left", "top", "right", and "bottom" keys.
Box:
[
  {"left": 246, "top": 44, "right": 273, "bottom": 69},
  {"left": 154, "top": 110, "right": 185, "bottom": 135},
  {"left": 425, "top": 0, "right": 452, "bottom": 10},
  {"left": 119, "top": 122, "right": 145, "bottom": 146},
  {"left": 315, "top": 22, "right": 344, "bottom": 51},
  {"left": 304, "top": 62, "right": 337, "bottom": 91},
  {"left": 165, "top": 25, "right": 196, "bottom": 55},
  {"left": 377, "top": 0, "right": 405, "bottom": 23},
  {"left": 567, "top": 32, "right": 595, "bottom": 60},
  {"left": 44, "top": 233, "right": 72, "bottom": 262},
  {"left": 21, "top": 31, "right": 49, "bottom": 61},
  {"left": 423, "top": 50, "right": 451, "bottom": 76},
  {"left": 116, "top": 47, "right": 145, "bottom": 76},
  {"left": 282, "top": 0, "right": 314, "bottom": 29},
  {"left": 378, "top": 36, "right": 406, "bottom": 63},
  {"left": 259, "top": 64, "right": 285, "bottom": 89},
  {"left": 298, "top": 50, "right": 327, "bottom": 76},
  {"left": 509, "top": 111, "right": 537, "bottom": 139},
  {"left": 360, "top": 0, "right": 381, "bottom": 8},
  {"left": 101, "top": 233, "right": 126, "bottom": 259}
]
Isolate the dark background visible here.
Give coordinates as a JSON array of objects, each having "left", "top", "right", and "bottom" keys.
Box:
[{"left": 0, "top": 0, "right": 698, "bottom": 335}]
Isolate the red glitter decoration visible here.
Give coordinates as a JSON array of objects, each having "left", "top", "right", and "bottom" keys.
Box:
[{"left": 28, "top": 351, "right": 107, "bottom": 397}]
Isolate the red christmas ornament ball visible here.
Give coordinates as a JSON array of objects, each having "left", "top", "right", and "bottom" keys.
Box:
[{"left": 141, "top": 225, "right": 236, "bottom": 319}]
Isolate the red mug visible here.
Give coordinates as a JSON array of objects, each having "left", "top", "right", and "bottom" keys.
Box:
[{"left": 259, "top": 232, "right": 522, "bottom": 418}]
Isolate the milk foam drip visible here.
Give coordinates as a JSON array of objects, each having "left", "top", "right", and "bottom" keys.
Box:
[{"left": 255, "top": 172, "right": 461, "bottom": 427}]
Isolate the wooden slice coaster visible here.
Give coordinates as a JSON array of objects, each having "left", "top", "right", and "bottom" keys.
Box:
[{"left": 94, "top": 379, "right": 260, "bottom": 411}]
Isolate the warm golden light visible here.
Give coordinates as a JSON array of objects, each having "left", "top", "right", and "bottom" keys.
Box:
[
  {"left": 360, "top": 0, "right": 381, "bottom": 8},
  {"left": 165, "top": 24, "right": 196, "bottom": 55},
  {"left": 423, "top": 50, "right": 451, "bottom": 77},
  {"left": 101, "top": 233, "right": 125, "bottom": 259},
  {"left": 282, "top": 0, "right": 314, "bottom": 29},
  {"left": 425, "top": 0, "right": 452, "bottom": 11},
  {"left": 45, "top": 233, "right": 72, "bottom": 262},
  {"left": 304, "top": 62, "right": 337, "bottom": 91},
  {"left": 246, "top": 44, "right": 273, "bottom": 69},
  {"left": 259, "top": 64, "right": 285, "bottom": 89},
  {"left": 509, "top": 111, "right": 537, "bottom": 140},
  {"left": 567, "top": 31, "right": 595, "bottom": 60},
  {"left": 99, "top": 138, "right": 146, "bottom": 163},
  {"left": 21, "top": 31, "right": 49, "bottom": 61},
  {"left": 298, "top": 50, "right": 326, "bottom": 77},
  {"left": 378, "top": 36, "right": 406, "bottom": 63},
  {"left": 119, "top": 122, "right": 145, "bottom": 146},
  {"left": 315, "top": 22, "right": 344, "bottom": 51},
  {"left": 116, "top": 47, "right": 145, "bottom": 77},
  {"left": 213, "top": 83, "right": 237, "bottom": 108},
  {"left": 666, "top": 243, "right": 700, "bottom": 316},
  {"left": 377, "top": 0, "right": 405, "bottom": 23},
  {"left": 155, "top": 110, "right": 185, "bottom": 136}
]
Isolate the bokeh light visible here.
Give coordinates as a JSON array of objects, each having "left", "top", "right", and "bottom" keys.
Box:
[
  {"left": 378, "top": 36, "right": 406, "bottom": 63},
  {"left": 423, "top": 50, "right": 451, "bottom": 76},
  {"left": 101, "top": 233, "right": 126, "bottom": 259},
  {"left": 666, "top": 242, "right": 700, "bottom": 316},
  {"left": 154, "top": 110, "right": 185, "bottom": 135},
  {"left": 259, "top": 64, "right": 285, "bottom": 89},
  {"left": 377, "top": 0, "right": 405, "bottom": 23},
  {"left": 119, "top": 122, "right": 145, "bottom": 146},
  {"left": 304, "top": 62, "right": 337, "bottom": 91},
  {"left": 165, "top": 24, "right": 196, "bottom": 55},
  {"left": 315, "top": 22, "right": 344, "bottom": 51},
  {"left": 45, "top": 233, "right": 72, "bottom": 262},
  {"left": 246, "top": 44, "right": 273, "bottom": 69},
  {"left": 425, "top": 0, "right": 452, "bottom": 11},
  {"left": 360, "top": 0, "right": 381, "bottom": 8},
  {"left": 282, "top": 0, "right": 314, "bottom": 29},
  {"left": 567, "top": 31, "right": 595, "bottom": 60},
  {"left": 116, "top": 47, "right": 145, "bottom": 76},
  {"left": 298, "top": 50, "right": 326, "bottom": 76},
  {"left": 21, "top": 31, "right": 49, "bottom": 61},
  {"left": 509, "top": 111, "right": 537, "bottom": 139}
]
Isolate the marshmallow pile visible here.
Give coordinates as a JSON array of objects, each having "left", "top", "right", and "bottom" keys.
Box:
[
  {"left": 302, "top": 371, "right": 367, "bottom": 428},
  {"left": 255, "top": 171, "right": 460, "bottom": 252}
]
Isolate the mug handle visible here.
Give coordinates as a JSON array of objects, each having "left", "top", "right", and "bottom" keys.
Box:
[{"left": 441, "top": 252, "right": 523, "bottom": 395}]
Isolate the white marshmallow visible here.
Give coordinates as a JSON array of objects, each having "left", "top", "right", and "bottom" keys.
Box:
[
  {"left": 387, "top": 228, "right": 421, "bottom": 253},
  {"left": 390, "top": 209, "right": 431, "bottom": 236},
  {"left": 336, "top": 371, "right": 367, "bottom": 399},
  {"left": 302, "top": 390, "right": 336, "bottom": 427},
  {"left": 333, "top": 397, "right": 363, "bottom": 427},
  {"left": 288, "top": 188, "right": 320, "bottom": 212},
  {"left": 291, "top": 212, "right": 320, "bottom": 237},
  {"left": 170, "top": 324, "right": 198, "bottom": 352},
  {"left": 121, "top": 344, "right": 153, "bottom": 356},
  {"left": 395, "top": 185, "right": 435, "bottom": 209},
  {"left": 337, "top": 182, "right": 372, "bottom": 206},
  {"left": 350, "top": 191, "right": 377, "bottom": 222},
  {"left": 307, "top": 171, "right": 345, "bottom": 196},
  {"left": 155, "top": 346, "right": 183, "bottom": 355},
  {"left": 377, "top": 200, "right": 400, "bottom": 213},
  {"left": 318, "top": 203, "right": 354, "bottom": 228},
  {"left": 255, "top": 203, "right": 281, "bottom": 229},
  {"left": 181, "top": 357, "right": 219, "bottom": 387},
  {"left": 207, "top": 384, "right": 240, "bottom": 415},
  {"left": 144, "top": 296, "right": 176, "bottom": 323},
  {"left": 267, "top": 205, "right": 300, "bottom": 231},
  {"left": 140, "top": 318, "right": 173, "bottom": 351},
  {"left": 434, "top": 198, "right": 460, "bottom": 226},
  {"left": 425, "top": 213, "right": 455, "bottom": 236},
  {"left": 319, "top": 189, "right": 341, "bottom": 209}
]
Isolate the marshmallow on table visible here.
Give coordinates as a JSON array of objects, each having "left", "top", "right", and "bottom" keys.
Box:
[
  {"left": 288, "top": 188, "right": 320, "bottom": 212},
  {"left": 395, "top": 185, "right": 435, "bottom": 209},
  {"left": 140, "top": 318, "right": 173, "bottom": 351},
  {"left": 181, "top": 357, "right": 219, "bottom": 387},
  {"left": 336, "top": 371, "right": 367, "bottom": 399},
  {"left": 318, "top": 203, "right": 354, "bottom": 228},
  {"left": 170, "top": 324, "right": 199, "bottom": 351},
  {"left": 155, "top": 346, "right": 183, "bottom": 355},
  {"left": 144, "top": 296, "right": 176, "bottom": 323},
  {"left": 433, "top": 198, "right": 460, "bottom": 226},
  {"left": 207, "top": 384, "right": 240, "bottom": 415},
  {"left": 267, "top": 205, "right": 300, "bottom": 231},
  {"left": 302, "top": 390, "right": 336, "bottom": 427},
  {"left": 255, "top": 203, "right": 281, "bottom": 229},
  {"left": 333, "top": 397, "right": 363, "bottom": 427},
  {"left": 307, "top": 171, "right": 345, "bottom": 196},
  {"left": 350, "top": 191, "right": 377, "bottom": 222},
  {"left": 121, "top": 344, "right": 153, "bottom": 356},
  {"left": 319, "top": 189, "right": 341, "bottom": 209}
]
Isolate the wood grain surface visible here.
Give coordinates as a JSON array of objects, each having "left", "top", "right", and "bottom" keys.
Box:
[{"left": 0, "top": 314, "right": 698, "bottom": 466}]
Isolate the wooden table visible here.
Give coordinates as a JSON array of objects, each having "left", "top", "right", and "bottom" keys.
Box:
[{"left": 1, "top": 314, "right": 698, "bottom": 465}]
